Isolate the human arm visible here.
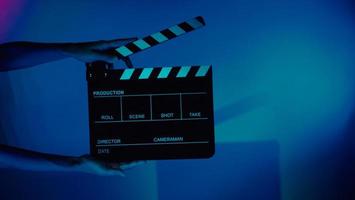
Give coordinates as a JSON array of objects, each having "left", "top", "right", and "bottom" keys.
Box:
[
  {"left": 0, "top": 38, "right": 136, "bottom": 72},
  {"left": 0, "top": 144, "right": 144, "bottom": 176}
]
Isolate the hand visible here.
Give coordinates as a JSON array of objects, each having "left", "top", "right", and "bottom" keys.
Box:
[
  {"left": 0, "top": 38, "right": 138, "bottom": 71},
  {"left": 75, "top": 155, "right": 146, "bottom": 176},
  {"left": 60, "top": 38, "right": 137, "bottom": 67},
  {"left": 0, "top": 144, "right": 145, "bottom": 176}
]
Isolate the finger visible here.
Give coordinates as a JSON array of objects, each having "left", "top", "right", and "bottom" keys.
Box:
[
  {"left": 104, "top": 168, "right": 125, "bottom": 176},
  {"left": 120, "top": 161, "right": 147, "bottom": 170},
  {"left": 122, "top": 57, "right": 133, "bottom": 68},
  {"left": 83, "top": 167, "right": 125, "bottom": 177},
  {"left": 92, "top": 37, "right": 138, "bottom": 50},
  {"left": 79, "top": 154, "right": 91, "bottom": 159},
  {"left": 106, "top": 162, "right": 121, "bottom": 169},
  {"left": 87, "top": 51, "right": 118, "bottom": 63},
  {"left": 88, "top": 160, "right": 125, "bottom": 176},
  {"left": 102, "top": 163, "right": 126, "bottom": 176}
]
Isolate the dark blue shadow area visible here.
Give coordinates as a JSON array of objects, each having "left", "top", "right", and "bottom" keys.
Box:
[
  {"left": 0, "top": 73, "right": 16, "bottom": 144},
  {"left": 0, "top": 163, "right": 157, "bottom": 200},
  {"left": 344, "top": 110, "right": 355, "bottom": 199},
  {"left": 0, "top": 0, "right": 354, "bottom": 199},
  {"left": 214, "top": 94, "right": 268, "bottom": 125},
  {"left": 157, "top": 141, "right": 280, "bottom": 200}
]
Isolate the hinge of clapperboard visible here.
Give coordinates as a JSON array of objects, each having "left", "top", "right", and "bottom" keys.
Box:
[{"left": 86, "top": 16, "right": 206, "bottom": 72}]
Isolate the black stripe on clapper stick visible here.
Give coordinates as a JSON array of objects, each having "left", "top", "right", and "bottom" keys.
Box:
[
  {"left": 168, "top": 67, "right": 180, "bottom": 79},
  {"left": 125, "top": 43, "right": 140, "bottom": 53},
  {"left": 187, "top": 66, "right": 199, "bottom": 78},
  {"left": 160, "top": 29, "right": 176, "bottom": 39},
  {"left": 131, "top": 68, "right": 142, "bottom": 80},
  {"left": 143, "top": 36, "right": 160, "bottom": 46},
  {"left": 178, "top": 22, "right": 194, "bottom": 32},
  {"left": 149, "top": 67, "right": 161, "bottom": 79}
]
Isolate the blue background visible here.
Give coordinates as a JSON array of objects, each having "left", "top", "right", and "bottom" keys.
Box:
[{"left": 0, "top": 0, "right": 355, "bottom": 199}]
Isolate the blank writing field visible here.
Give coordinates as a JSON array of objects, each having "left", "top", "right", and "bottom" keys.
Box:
[{"left": 122, "top": 96, "right": 151, "bottom": 121}]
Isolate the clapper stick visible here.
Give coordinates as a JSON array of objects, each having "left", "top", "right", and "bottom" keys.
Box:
[{"left": 115, "top": 16, "right": 206, "bottom": 58}]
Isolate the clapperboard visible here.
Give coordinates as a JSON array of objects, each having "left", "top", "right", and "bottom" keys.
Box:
[{"left": 86, "top": 16, "right": 214, "bottom": 161}]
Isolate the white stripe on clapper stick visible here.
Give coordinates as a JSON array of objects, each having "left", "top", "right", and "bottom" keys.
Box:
[
  {"left": 120, "top": 68, "right": 135, "bottom": 80},
  {"left": 139, "top": 68, "right": 154, "bottom": 79}
]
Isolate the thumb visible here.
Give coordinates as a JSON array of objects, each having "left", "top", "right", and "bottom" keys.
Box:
[
  {"left": 120, "top": 161, "right": 147, "bottom": 170},
  {"left": 92, "top": 38, "right": 138, "bottom": 50},
  {"left": 84, "top": 50, "right": 117, "bottom": 63}
]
